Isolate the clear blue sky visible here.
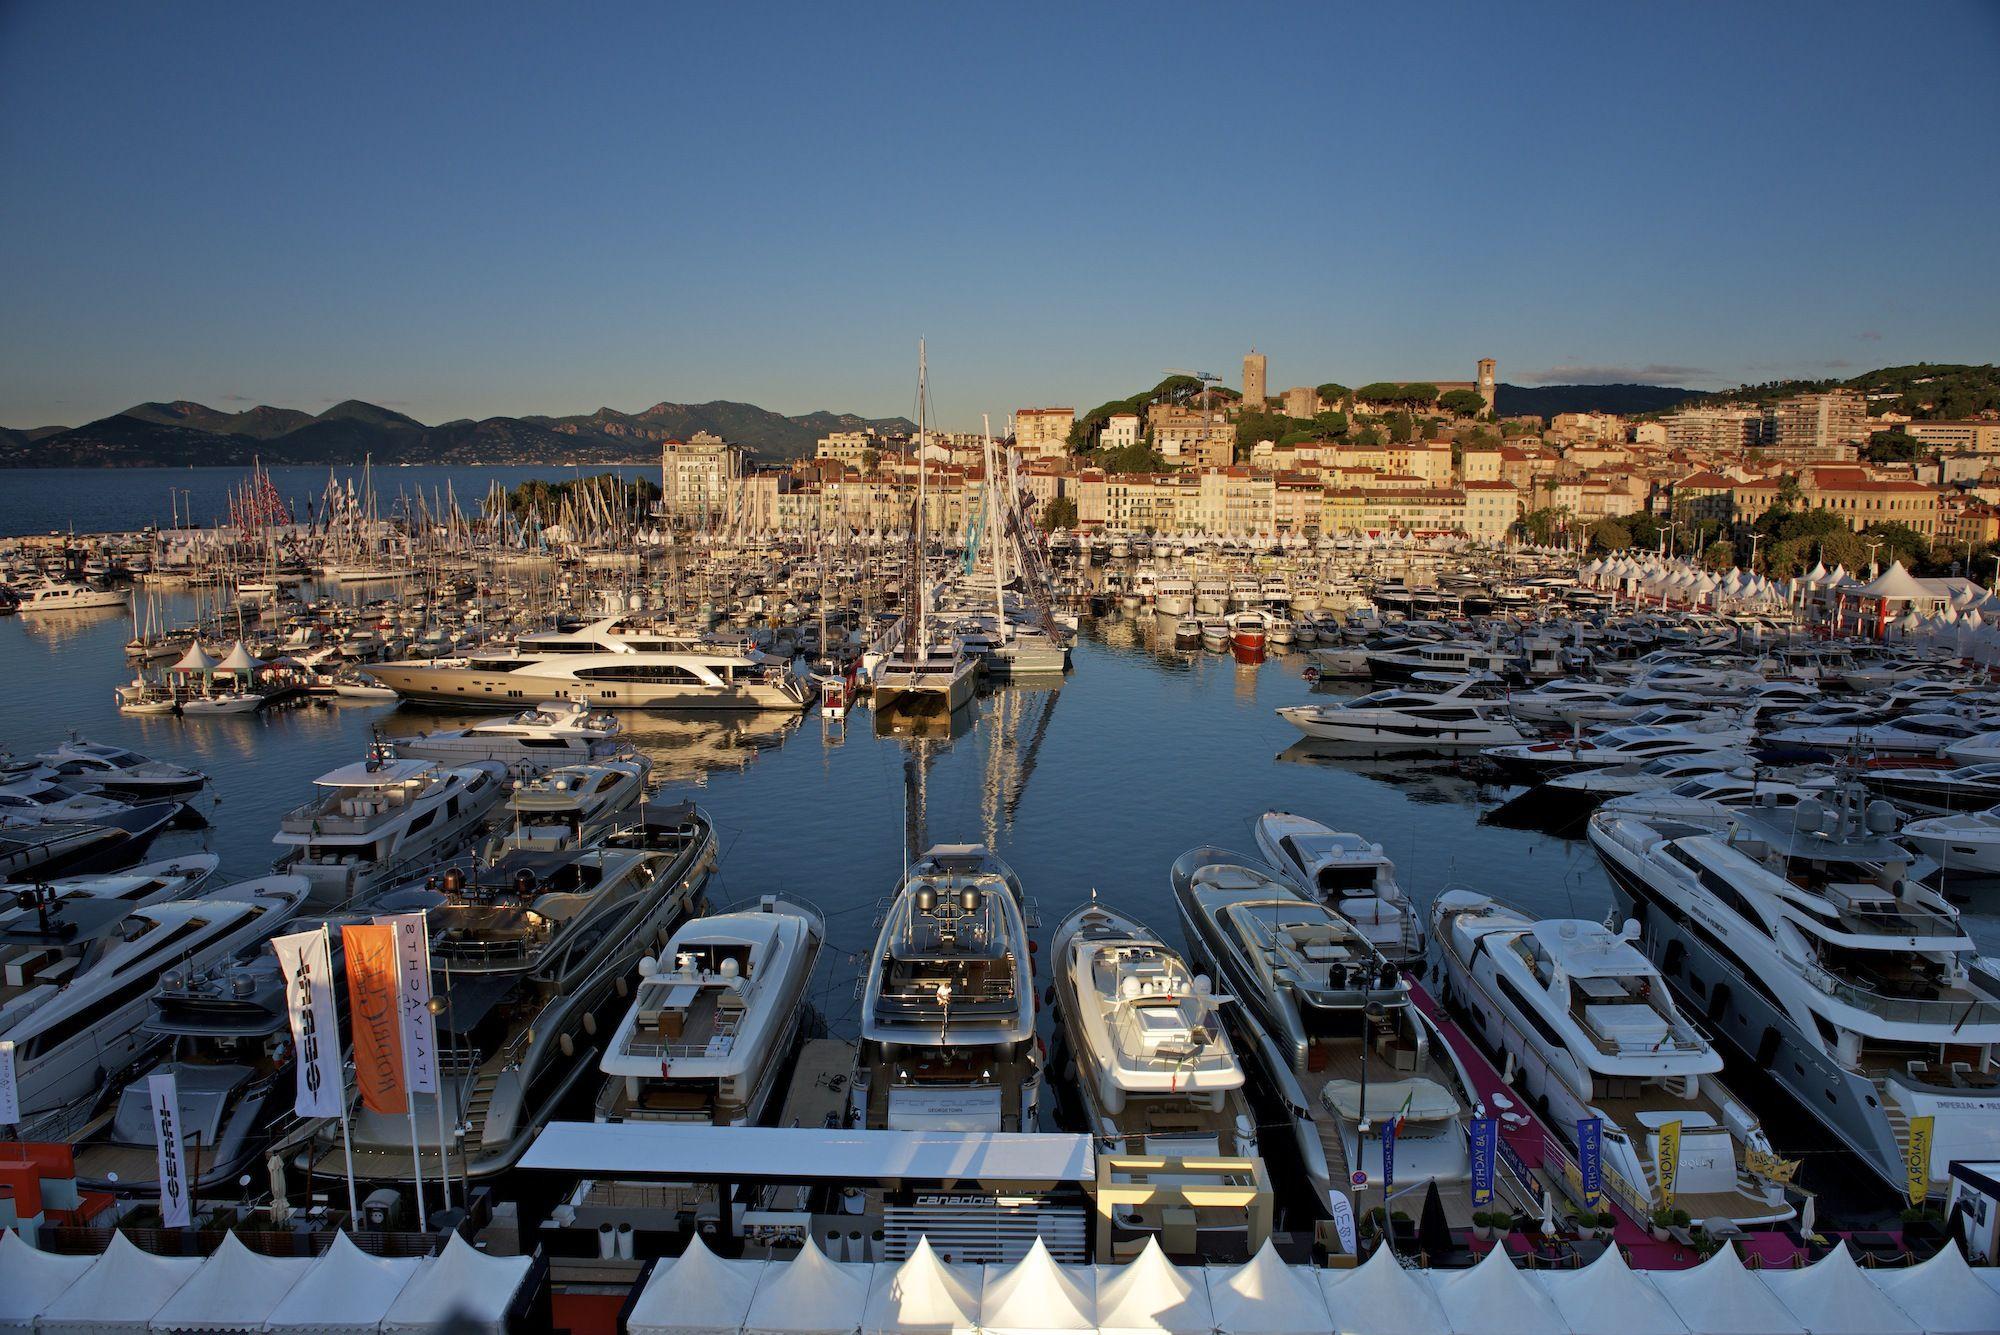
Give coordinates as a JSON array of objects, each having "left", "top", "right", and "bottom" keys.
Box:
[{"left": 3, "top": 0, "right": 1996, "bottom": 432}]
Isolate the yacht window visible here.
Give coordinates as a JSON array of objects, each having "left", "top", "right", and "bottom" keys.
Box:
[{"left": 1495, "top": 973, "right": 1569, "bottom": 1049}]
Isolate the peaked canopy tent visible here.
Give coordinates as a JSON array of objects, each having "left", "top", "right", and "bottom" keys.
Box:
[
  {"left": 742, "top": 1236, "right": 874, "bottom": 1335},
  {"left": 381, "top": 1231, "right": 535, "bottom": 1335},
  {"left": 170, "top": 641, "right": 219, "bottom": 674},
  {"left": 215, "top": 641, "right": 266, "bottom": 676},
  {"left": 1535, "top": 1246, "right": 1687, "bottom": 1335},
  {"left": 1759, "top": 1243, "right": 1918, "bottom": 1335},
  {"left": 263, "top": 1231, "right": 424, "bottom": 1335},
  {"left": 1428, "top": 1245, "right": 1566, "bottom": 1335},
  {"left": 860, "top": 1237, "right": 981, "bottom": 1335},
  {"left": 0, "top": 1230, "right": 94, "bottom": 1335},
  {"left": 1206, "top": 1240, "right": 1331, "bottom": 1335},
  {"left": 980, "top": 1236, "right": 1097, "bottom": 1335},
  {"left": 36, "top": 1230, "right": 202, "bottom": 1335},
  {"left": 626, "top": 1234, "right": 769, "bottom": 1335},
  {"left": 148, "top": 1231, "right": 313, "bottom": 1333},
  {"left": 1318, "top": 1243, "right": 1452, "bottom": 1335},
  {"left": 1869, "top": 1243, "right": 2000, "bottom": 1334},
  {"left": 1093, "top": 1238, "right": 1213, "bottom": 1335},
  {"left": 1647, "top": 1243, "right": 1802, "bottom": 1335}
]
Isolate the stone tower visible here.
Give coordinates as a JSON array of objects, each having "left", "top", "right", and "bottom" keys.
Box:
[
  {"left": 1477, "top": 358, "right": 1497, "bottom": 416},
  {"left": 1243, "top": 349, "right": 1267, "bottom": 409}
]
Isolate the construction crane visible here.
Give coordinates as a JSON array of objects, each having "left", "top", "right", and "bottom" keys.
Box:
[{"left": 1162, "top": 369, "right": 1222, "bottom": 420}]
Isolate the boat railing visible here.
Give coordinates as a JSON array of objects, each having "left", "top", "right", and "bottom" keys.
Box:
[
  {"left": 1541, "top": 1126, "right": 1653, "bottom": 1221},
  {"left": 1795, "top": 957, "right": 2000, "bottom": 1024},
  {"left": 621, "top": 1034, "right": 739, "bottom": 1061}
]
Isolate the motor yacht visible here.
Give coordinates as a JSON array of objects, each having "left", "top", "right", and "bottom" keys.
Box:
[
  {"left": 388, "top": 699, "right": 627, "bottom": 771},
  {"left": 0, "top": 775, "right": 140, "bottom": 826},
  {"left": 28, "top": 737, "right": 209, "bottom": 798},
  {"left": 1171, "top": 846, "right": 1478, "bottom": 1224},
  {"left": 487, "top": 757, "right": 650, "bottom": 854},
  {"left": 1483, "top": 721, "right": 1760, "bottom": 785},
  {"left": 1861, "top": 761, "right": 2000, "bottom": 816},
  {"left": 1431, "top": 889, "right": 1791, "bottom": 1225},
  {"left": 1276, "top": 677, "right": 1526, "bottom": 750},
  {"left": 0, "top": 805, "right": 183, "bottom": 880},
  {"left": 272, "top": 755, "right": 508, "bottom": 905},
  {"left": 1253, "top": 812, "right": 1421, "bottom": 964},
  {"left": 294, "top": 802, "right": 716, "bottom": 1184},
  {"left": 595, "top": 893, "right": 823, "bottom": 1126},
  {"left": 1761, "top": 713, "right": 1986, "bottom": 764},
  {"left": 854, "top": 844, "right": 1040, "bottom": 1132},
  {"left": 15, "top": 582, "right": 129, "bottom": 613},
  {"left": 1587, "top": 791, "right": 2000, "bottom": 1195},
  {"left": 0, "top": 875, "right": 308, "bottom": 1131},
  {"left": 1512, "top": 750, "right": 1762, "bottom": 820},
  {"left": 1900, "top": 805, "right": 2000, "bottom": 875},
  {"left": 1226, "top": 610, "right": 1268, "bottom": 654},
  {"left": 1366, "top": 639, "right": 1513, "bottom": 683},
  {"left": 0, "top": 854, "right": 218, "bottom": 938},
  {"left": 366, "top": 615, "right": 812, "bottom": 712},
  {"left": 1599, "top": 771, "right": 1828, "bottom": 830}
]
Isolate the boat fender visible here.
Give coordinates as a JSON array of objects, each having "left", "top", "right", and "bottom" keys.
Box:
[
  {"left": 582, "top": 1012, "right": 598, "bottom": 1036},
  {"left": 615, "top": 976, "right": 628, "bottom": 998},
  {"left": 560, "top": 1032, "right": 574, "bottom": 1058},
  {"left": 1100, "top": 1071, "right": 1126, "bottom": 1115}
]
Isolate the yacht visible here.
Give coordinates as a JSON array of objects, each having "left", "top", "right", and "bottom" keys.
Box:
[
  {"left": 15, "top": 582, "right": 129, "bottom": 613},
  {"left": 1483, "top": 721, "right": 1760, "bottom": 785},
  {"left": 0, "top": 854, "right": 218, "bottom": 938},
  {"left": 1050, "top": 899, "right": 1257, "bottom": 1158},
  {"left": 1761, "top": 713, "right": 1985, "bottom": 763},
  {"left": 1900, "top": 805, "right": 2000, "bottom": 875},
  {"left": 1430, "top": 890, "right": 1791, "bottom": 1225},
  {"left": 0, "top": 806, "right": 183, "bottom": 880},
  {"left": 1860, "top": 761, "right": 2000, "bottom": 816},
  {"left": 297, "top": 802, "right": 716, "bottom": 1183},
  {"left": 365, "top": 616, "right": 812, "bottom": 712},
  {"left": 595, "top": 894, "right": 823, "bottom": 1126},
  {"left": 1366, "top": 639, "right": 1513, "bottom": 683},
  {"left": 0, "top": 775, "right": 144, "bottom": 826},
  {"left": 1514, "top": 750, "right": 1763, "bottom": 821},
  {"left": 272, "top": 755, "right": 508, "bottom": 905},
  {"left": 0, "top": 875, "right": 308, "bottom": 1130},
  {"left": 871, "top": 637, "right": 979, "bottom": 716},
  {"left": 1587, "top": 792, "right": 2000, "bottom": 1195},
  {"left": 388, "top": 699, "right": 627, "bottom": 771},
  {"left": 1505, "top": 679, "right": 1628, "bottom": 725},
  {"left": 1154, "top": 575, "right": 1194, "bottom": 617},
  {"left": 1599, "top": 771, "right": 1828, "bottom": 830},
  {"left": 28, "top": 737, "right": 209, "bottom": 798},
  {"left": 1226, "top": 610, "right": 1268, "bottom": 654},
  {"left": 487, "top": 757, "right": 650, "bottom": 854},
  {"left": 854, "top": 844, "right": 1040, "bottom": 1131},
  {"left": 1253, "top": 812, "right": 1421, "bottom": 964},
  {"left": 71, "top": 942, "right": 299, "bottom": 1195},
  {"left": 1172, "top": 847, "right": 1478, "bottom": 1224},
  {"left": 1276, "top": 678, "right": 1527, "bottom": 749}
]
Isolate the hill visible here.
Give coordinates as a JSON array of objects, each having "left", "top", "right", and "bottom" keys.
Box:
[
  {"left": 2, "top": 397, "right": 917, "bottom": 468},
  {"left": 1670, "top": 363, "right": 2000, "bottom": 418},
  {"left": 1493, "top": 383, "right": 1699, "bottom": 418}
]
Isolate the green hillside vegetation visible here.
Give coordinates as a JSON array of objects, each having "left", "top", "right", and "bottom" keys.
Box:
[{"left": 1672, "top": 363, "right": 2000, "bottom": 419}]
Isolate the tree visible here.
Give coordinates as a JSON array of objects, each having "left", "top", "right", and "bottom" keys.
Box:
[
  {"left": 1316, "top": 382, "right": 1350, "bottom": 404},
  {"left": 1775, "top": 473, "right": 1804, "bottom": 509},
  {"left": 1590, "top": 517, "right": 1632, "bottom": 551},
  {"left": 1313, "top": 409, "right": 1349, "bottom": 436},
  {"left": 1700, "top": 539, "right": 1736, "bottom": 572},
  {"left": 860, "top": 448, "right": 879, "bottom": 473},
  {"left": 1863, "top": 429, "right": 1924, "bottom": 464},
  {"left": 1516, "top": 507, "right": 1564, "bottom": 545},
  {"left": 1439, "top": 388, "right": 1486, "bottom": 417},
  {"left": 1038, "top": 495, "right": 1077, "bottom": 532},
  {"left": 1387, "top": 411, "right": 1413, "bottom": 444}
]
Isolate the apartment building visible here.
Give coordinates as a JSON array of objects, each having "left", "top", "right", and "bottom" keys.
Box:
[
  {"left": 1013, "top": 407, "right": 1075, "bottom": 460},
  {"left": 1908, "top": 420, "right": 2000, "bottom": 453}
]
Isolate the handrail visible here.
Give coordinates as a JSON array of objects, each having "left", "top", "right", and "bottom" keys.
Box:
[{"left": 1796, "top": 958, "right": 2000, "bottom": 1024}]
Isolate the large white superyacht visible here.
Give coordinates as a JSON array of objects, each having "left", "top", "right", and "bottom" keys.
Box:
[
  {"left": 272, "top": 754, "right": 508, "bottom": 905},
  {"left": 366, "top": 615, "right": 811, "bottom": 712},
  {"left": 1588, "top": 790, "right": 2000, "bottom": 1195}
]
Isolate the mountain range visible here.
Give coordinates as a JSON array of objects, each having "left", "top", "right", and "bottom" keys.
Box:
[{"left": 0, "top": 399, "right": 919, "bottom": 468}]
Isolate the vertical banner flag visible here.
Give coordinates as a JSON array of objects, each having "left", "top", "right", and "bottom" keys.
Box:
[
  {"left": 1908, "top": 1115, "right": 1935, "bottom": 1205},
  {"left": 1578, "top": 1116, "right": 1604, "bottom": 1210},
  {"left": 342, "top": 923, "right": 408, "bottom": 1115},
  {"left": 272, "top": 929, "right": 345, "bottom": 1118},
  {"left": 0, "top": 1039, "right": 18, "bottom": 1127},
  {"left": 1469, "top": 1116, "right": 1496, "bottom": 1207},
  {"left": 1380, "top": 1119, "right": 1397, "bottom": 1195},
  {"left": 149, "top": 1071, "right": 191, "bottom": 1227},
  {"left": 1657, "top": 1119, "right": 1682, "bottom": 1209},
  {"left": 1328, "top": 1190, "right": 1358, "bottom": 1257},
  {"left": 379, "top": 913, "right": 438, "bottom": 1094}
]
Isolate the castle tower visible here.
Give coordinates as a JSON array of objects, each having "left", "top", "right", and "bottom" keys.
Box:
[
  {"left": 1243, "top": 349, "right": 1267, "bottom": 408},
  {"left": 1477, "top": 358, "right": 1496, "bottom": 416}
]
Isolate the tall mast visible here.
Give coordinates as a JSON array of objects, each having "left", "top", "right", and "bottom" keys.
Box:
[{"left": 914, "top": 337, "right": 927, "bottom": 659}]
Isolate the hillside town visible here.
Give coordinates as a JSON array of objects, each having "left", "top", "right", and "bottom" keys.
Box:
[{"left": 646, "top": 352, "right": 2000, "bottom": 576}]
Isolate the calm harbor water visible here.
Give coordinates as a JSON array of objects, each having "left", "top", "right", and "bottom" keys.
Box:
[{"left": 1, "top": 464, "right": 651, "bottom": 537}]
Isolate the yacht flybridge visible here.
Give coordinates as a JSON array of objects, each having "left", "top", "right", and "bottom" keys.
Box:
[
  {"left": 487, "top": 757, "right": 650, "bottom": 855},
  {"left": 1172, "top": 847, "right": 1479, "bottom": 1224},
  {"left": 1255, "top": 812, "right": 1422, "bottom": 965},
  {"left": 1588, "top": 790, "right": 2000, "bottom": 1195},
  {"left": 596, "top": 894, "right": 823, "bottom": 1127},
  {"left": 272, "top": 755, "right": 507, "bottom": 905},
  {"left": 855, "top": 844, "right": 1040, "bottom": 1132},
  {"left": 366, "top": 616, "right": 811, "bottom": 712},
  {"left": 1431, "top": 889, "right": 1791, "bottom": 1225}
]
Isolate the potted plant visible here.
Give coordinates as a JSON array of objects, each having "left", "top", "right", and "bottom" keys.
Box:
[
  {"left": 1471, "top": 1210, "right": 1502, "bottom": 1242},
  {"left": 1594, "top": 1209, "right": 1618, "bottom": 1240},
  {"left": 1648, "top": 1206, "right": 1690, "bottom": 1241}
]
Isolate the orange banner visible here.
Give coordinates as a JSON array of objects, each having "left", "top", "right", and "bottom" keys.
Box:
[{"left": 342, "top": 923, "right": 407, "bottom": 1115}]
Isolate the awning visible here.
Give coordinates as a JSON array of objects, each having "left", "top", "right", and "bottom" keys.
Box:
[{"left": 520, "top": 1123, "right": 1094, "bottom": 1185}]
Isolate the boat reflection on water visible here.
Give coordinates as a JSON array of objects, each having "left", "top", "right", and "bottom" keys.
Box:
[
  {"left": 398, "top": 706, "right": 808, "bottom": 784},
  {"left": 873, "top": 698, "right": 976, "bottom": 741},
  {"left": 1276, "top": 738, "right": 1490, "bottom": 806}
]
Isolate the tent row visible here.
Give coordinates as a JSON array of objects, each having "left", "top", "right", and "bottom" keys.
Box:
[
  {"left": 0, "top": 1229, "right": 533, "bottom": 1335},
  {"left": 627, "top": 1233, "right": 2000, "bottom": 1335}
]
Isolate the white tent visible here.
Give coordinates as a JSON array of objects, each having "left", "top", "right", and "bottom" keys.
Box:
[
  {"left": 381, "top": 1231, "right": 533, "bottom": 1335},
  {"left": 1536, "top": 1245, "right": 1688, "bottom": 1335},
  {"left": 1761, "top": 1243, "right": 1918, "bottom": 1334},
  {"left": 1649, "top": 1241, "right": 1803, "bottom": 1334},
  {"left": 743, "top": 1236, "right": 873, "bottom": 1335},
  {"left": 1870, "top": 1243, "right": 2000, "bottom": 1333},
  {"left": 37, "top": 1230, "right": 202, "bottom": 1335},
  {"left": 860, "top": 1237, "right": 981, "bottom": 1335},
  {"left": 1428, "top": 1244, "right": 1565, "bottom": 1335},
  {"left": 627, "top": 1234, "right": 768, "bottom": 1335},
  {"left": 149, "top": 1232, "right": 312, "bottom": 1333},
  {"left": 264, "top": 1231, "right": 423, "bottom": 1335},
  {"left": 215, "top": 640, "right": 265, "bottom": 675},
  {"left": 171, "top": 641, "right": 219, "bottom": 673},
  {"left": 0, "top": 1230, "right": 94, "bottom": 1335},
  {"left": 1855, "top": 560, "right": 1930, "bottom": 602},
  {"left": 1093, "top": 1238, "right": 1212, "bottom": 1335},
  {"left": 1318, "top": 1243, "right": 1452, "bottom": 1335},
  {"left": 1206, "top": 1240, "right": 1330, "bottom": 1335},
  {"left": 980, "top": 1236, "right": 1095, "bottom": 1335}
]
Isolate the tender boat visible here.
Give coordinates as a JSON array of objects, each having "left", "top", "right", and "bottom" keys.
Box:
[
  {"left": 1431, "top": 889, "right": 1792, "bottom": 1225},
  {"left": 595, "top": 893, "right": 823, "bottom": 1126},
  {"left": 387, "top": 699, "right": 628, "bottom": 771},
  {"left": 1254, "top": 812, "right": 1421, "bottom": 964},
  {"left": 272, "top": 754, "right": 507, "bottom": 905},
  {"left": 0, "top": 775, "right": 140, "bottom": 826},
  {"left": 854, "top": 844, "right": 1040, "bottom": 1132}
]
